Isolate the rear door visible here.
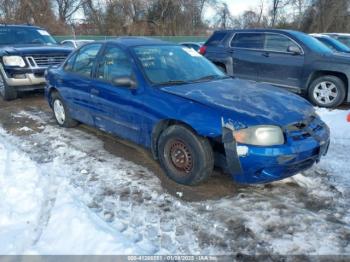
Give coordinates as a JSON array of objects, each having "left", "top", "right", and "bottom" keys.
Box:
[
  {"left": 58, "top": 43, "right": 102, "bottom": 125},
  {"left": 90, "top": 44, "right": 143, "bottom": 144},
  {"left": 229, "top": 32, "right": 264, "bottom": 81},
  {"left": 257, "top": 33, "right": 304, "bottom": 89}
]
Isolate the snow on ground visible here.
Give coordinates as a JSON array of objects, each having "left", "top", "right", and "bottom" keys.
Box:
[
  {"left": 0, "top": 129, "right": 143, "bottom": 254},
  {"left": 0, "top": 107, "right": 349, "bottom": 255}
]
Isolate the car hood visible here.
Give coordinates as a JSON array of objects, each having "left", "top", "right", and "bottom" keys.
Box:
[
  {"left": 0, "top": 45, "right": 73, "bottom": 55},
  {"left": 161, "top": 78, "right": 315, "bottom": 127}
]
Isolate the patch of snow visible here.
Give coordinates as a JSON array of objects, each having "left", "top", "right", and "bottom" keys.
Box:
[
  {"left": 18, "top": 126, "right": 33, "bottom": 132},
  {"left": 0, "top": 131, "right": 143, "bottom": 254}
]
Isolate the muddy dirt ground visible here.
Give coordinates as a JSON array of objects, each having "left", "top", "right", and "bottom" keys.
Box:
[{"left": 0, "top": 91, "right": 238, "bottom": 202}]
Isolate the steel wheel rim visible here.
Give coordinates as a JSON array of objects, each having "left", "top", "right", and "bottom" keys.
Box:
[
  {"left": 166, "top": 139, "right": 193, "bottom": 175},
  {"left": 0, "top": 75, "right": 5, "bottom": 96},
  {"left": 313, "top": 81, "right": 338, "bottom": 105},
  {"left": 53, "top": 99, "right": 66, "bottom": 125}
]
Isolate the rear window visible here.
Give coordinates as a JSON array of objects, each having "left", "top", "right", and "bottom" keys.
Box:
[
  {"left": 231, "top": 33, "right": 264, "bottom": 49},
  {"left": 206, "top": 32, "right": 227, "bottom": 46}
]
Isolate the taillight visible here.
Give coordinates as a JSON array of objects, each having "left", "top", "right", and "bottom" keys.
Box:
[
  {"left": 199, "top": 45, "right": 207, "bottom": 55},
  {"left": 347, "top": 113, "right": 350, "bottom": 122}
]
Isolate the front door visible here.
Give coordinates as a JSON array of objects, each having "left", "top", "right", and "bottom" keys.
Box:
[
  {"left": 257, "top": 33, "right": 304, "bottom": 89},
  {"left": 90, "top": 44, "right": 143, "bottom": 144}
]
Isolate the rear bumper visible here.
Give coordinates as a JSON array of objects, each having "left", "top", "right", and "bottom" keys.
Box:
[{"left": 223, "top": 120, "right": 330, "bottom": 184}]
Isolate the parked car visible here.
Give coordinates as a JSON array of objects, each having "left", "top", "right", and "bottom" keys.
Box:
[
  {"left": 45, "top": 37, "right": 330, "bottom": 186},
  {"left": 323, "top": 33, "right": 350, "bottom": 47},
  {"left": 310, "top": 34, "right": 350, "bottom": 53},
  {"left": 201, "top": 29, "right": 350, "bottom": 108},
  {"left": 61, "top": 39, "right": 95, "bottom": 49},
  {"left": 0, "top": 24, "right": 72, "bottom": 101},
  {"left": 180, "top": 42, "right": 204, "bottom": 52}
]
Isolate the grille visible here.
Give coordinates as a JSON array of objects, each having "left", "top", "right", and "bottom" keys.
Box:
[
  {"left": 27, "top": 55, "right": 68, "bottom": 67},
  {"left": 286, "top": 115, "right": 325, "bottom": 141}
]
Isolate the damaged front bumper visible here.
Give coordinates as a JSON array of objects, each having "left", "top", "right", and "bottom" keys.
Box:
[
  {"left": 1, "top": 65, "right": 46, "bottom": 89},
  {"left": 222, "top": 117, "right": 330, "bottom": 184}
]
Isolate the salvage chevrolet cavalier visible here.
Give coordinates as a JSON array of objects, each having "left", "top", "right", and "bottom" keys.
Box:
[{"left": 45, "top": 37, "right": 330, "bottom": 185}]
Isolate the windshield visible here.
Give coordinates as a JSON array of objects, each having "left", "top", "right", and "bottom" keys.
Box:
[
  {"left": 0, "top": 27, "right": 57, "bottom": 46},
  {"left": 320, "top": 37, "right": 350, "bottom": 52},
  {"left": 336, "top": 36, "right": 350, "bottom": 47},
  {"left": 133, "top": 45, "right": 226, "bottom": 85},
  {"left": 291, "top": 31, "right": 333, "bottom": 53}
]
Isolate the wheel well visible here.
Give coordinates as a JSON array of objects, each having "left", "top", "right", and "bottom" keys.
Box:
[
  {"left": 48, "top": 87, "right": 58, "bottom": 106},
  {"left": 213, "top": 62, "right": 227, "bottom": 72},
  {"left": 308, "top": 71, "right": 348, "bottom": 94},
  {"left": 151, "top": 119, "right": 216, "bottom": 159}
]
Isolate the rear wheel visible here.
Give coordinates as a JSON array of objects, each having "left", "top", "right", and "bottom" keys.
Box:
[
  {"left": 0, "top": 71, "right": 17, "bottom": 101},
  {"left": 308, "top": 75, "right": 346, "bottom": 108},
  {"left": 51, "top": 92, "right": 78, "bottom": 127},
  {"left": 157, "top": 125, "right": 214, "bottom": 185}
]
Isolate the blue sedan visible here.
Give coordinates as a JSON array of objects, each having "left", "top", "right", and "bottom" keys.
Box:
[{"left": 45, "top": 37, "right": 330, "bottom": 185}]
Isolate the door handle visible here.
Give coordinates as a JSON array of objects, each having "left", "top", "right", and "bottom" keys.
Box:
[
  {"left": 262, "top": 52, "right": 270, "bottom": 57},
  {"left": 91, "top": 88, "right": 99, "bottom": 95}
]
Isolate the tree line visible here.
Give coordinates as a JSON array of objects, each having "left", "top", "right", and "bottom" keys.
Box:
[{"left": 0, "top": 0, "right": 349, "bottom": 36}]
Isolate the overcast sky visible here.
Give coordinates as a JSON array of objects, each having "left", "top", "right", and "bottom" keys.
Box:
[{"left": 204, "top": 0, "right": 268, "bottom": 20}]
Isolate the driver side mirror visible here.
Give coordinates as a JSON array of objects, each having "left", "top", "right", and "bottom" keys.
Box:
[
  {"left": 287, "top": 45, "right": 302, "bottom": 55},
  {"left": 112, "top": 76, "right": 137, "bottom": 89}
]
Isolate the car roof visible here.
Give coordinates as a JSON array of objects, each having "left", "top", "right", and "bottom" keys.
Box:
[
  {"left": 63, "top": 39, "right": 94, "bottom": 42},
  {"left": 310, "top": 33, "right": 332, "bottom": 38},
  {"left": 213, "top": 28, "right": 301, "bottom": 35},
  {"left": 324, "top": 33, "right": 350, "bottom": 36},
  {"left": 0, "top": 24, "right": 43, "bottom": 30},
  {"left": 105, "top": 36, "right": 173, "bottom": 47},
  {"left": 180, "top": 42, "right": 201, "bottom": 45}
]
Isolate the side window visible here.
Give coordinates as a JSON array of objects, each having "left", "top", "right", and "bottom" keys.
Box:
[
  {"left": 63, "top": 53, "right": 77, "bottom": 71},
  {"left": 265, "top": 34, "right": 299, "bottom": 53},
  {"left": 231, "top": 33, "right": 264, "bottom": 49},
  {"left": 96, "top": 46, "right": 133, "bottom": 83},
  {"left": 206, "top": 32, "right": 227, "bottom": 46},
  {"left": 70, "top": 44, "right": 102, "bottom": 77}
]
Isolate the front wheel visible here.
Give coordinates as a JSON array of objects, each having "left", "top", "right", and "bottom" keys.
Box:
[
  {"left": 157, "top": 125, "right": 214, "bottom": 186},
  {"left": 0, "top": 70, "right": 17, "bottom": 101},
  {"left": 308, "top": 75, "right": 346, "bottom": 108},
  {"left": 51, "top": 92, "right": 78, "bottom": 128}
]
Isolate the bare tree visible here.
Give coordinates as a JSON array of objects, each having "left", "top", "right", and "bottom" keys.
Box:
[
  {"left": 54, "top": 0, "right": 85, "bottom": 24},
  {"left": 214, "top": 2, "right": 232, "bottom": 29},
  {"left": 0, "top": 0, "right": 20, "bottom": 22}
]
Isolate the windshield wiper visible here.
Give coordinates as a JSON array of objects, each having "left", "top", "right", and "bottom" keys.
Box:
[
  {"left": 155, "top": 80, "right": 190, "bottom": 87},
  {"left": 192, "top": 75, "right": 229, "bottom": 83}
]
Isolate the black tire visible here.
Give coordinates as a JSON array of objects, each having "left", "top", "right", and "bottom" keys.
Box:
[
  {"left": 308, "top": 75, "right": 346, "bottom": 108},
  {"left": 51, "top": 92, "right": 78, "bottom": 128},
  {"left": 0, "top": 70, "right": 17, "bottom": 101},
  {"left": 157, "top": 125, "right": 214, "bottom": 186}
]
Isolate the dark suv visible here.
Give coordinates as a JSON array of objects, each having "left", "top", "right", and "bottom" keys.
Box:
[
  {"left": 201, "top": 29, "right": 350, "bottom": 108},
  {"left": 0, "top": 25, "right": 72, "bottom": 100}
]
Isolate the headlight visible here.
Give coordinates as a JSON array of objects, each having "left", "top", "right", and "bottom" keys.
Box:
[
  {"left": 2, "top": 56, "right": 26, "bottom": 67},
  {"left": 233, "top": 125, "right": 284, "bottom": 146}
]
